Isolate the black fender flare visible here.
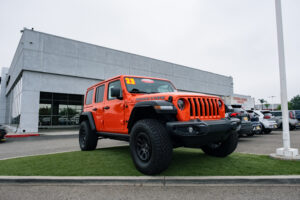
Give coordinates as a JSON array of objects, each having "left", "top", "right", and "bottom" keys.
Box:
[
  {"left": 79, "top": 112, "right": 96, "bottom": 132},
  {"left": 127, "top": 100, "right": 177, "bottom": 130}
]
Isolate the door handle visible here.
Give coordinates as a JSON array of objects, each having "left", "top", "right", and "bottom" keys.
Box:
[
  {"left": 92, "top": 108, "right": 97, "bottom": 111},
  {"left": 103, "top": 106, "right": 110, "bottom": 110}
]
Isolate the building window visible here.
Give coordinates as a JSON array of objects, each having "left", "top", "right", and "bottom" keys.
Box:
[{"left": 39, "top": 92, "right": 83, "bottom": 127}]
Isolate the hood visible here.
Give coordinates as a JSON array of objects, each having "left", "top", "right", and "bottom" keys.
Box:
[{"left": 131, "top": 92, "right": 220, "bottom": 102}]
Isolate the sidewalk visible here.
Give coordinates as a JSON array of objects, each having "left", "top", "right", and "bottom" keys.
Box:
[{"left": 6, "top": 129, "right": 78, "bottom": 137}]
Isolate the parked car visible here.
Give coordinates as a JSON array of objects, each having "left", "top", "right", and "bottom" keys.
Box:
[
  {"left": 79, "top": 75, "right": 240, "bottom": 175},
  {"left": 226, "top": 105, "right": 253, "bottom": 136},
  {"left": 250, "top": 120, "right": 262, "bottom": 135},
  {"left": 250, "top": 110, "right": 277, "bottom": 134},
  {"left": 247, "top": 110, "right": 262, "bottom": 135},
  {"left": 270, "top": 110, "right": 299, "bottom": 130},
  {"left": 0, "top": 125, "right": 7, "bottom": 142},
  {"left": 290, "top": 110, "right": 300, "bottom": 128}
]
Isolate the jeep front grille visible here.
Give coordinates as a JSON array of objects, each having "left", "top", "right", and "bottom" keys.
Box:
[{"left": 187, "top": 97, "right": 221, "bottom": 120}]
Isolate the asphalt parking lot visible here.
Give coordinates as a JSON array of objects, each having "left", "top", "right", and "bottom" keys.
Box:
[
  {"left": 237, "top": 129, "right": 300, "bottom": 155},
  {"left": 0, "top": 129, "right": 300, "bottom": 160},
  {"left": 1, "top": 129, "right": 300, "bottom": 200},
  {"left": 0, "top": 132, "right": 126, "bottom": 160}
]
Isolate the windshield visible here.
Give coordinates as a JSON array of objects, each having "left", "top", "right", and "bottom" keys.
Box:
[{"left": 124, "top": 77, "right": 176, "bottom": 94}]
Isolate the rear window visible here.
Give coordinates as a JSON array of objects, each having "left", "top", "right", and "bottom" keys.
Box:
[
  {"left": 233, "top": 108, "right": 247, "bottom": 114},
  {"left": 272, "top": 112, "right": 282, "bottom": 116},
  {"left": 85, "top": 89, "right": 94, "bottom": 105},
  {"left": 264, "top": 113, "right": 273, "bottom": 117}
]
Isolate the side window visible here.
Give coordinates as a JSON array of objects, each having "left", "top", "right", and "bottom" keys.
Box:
[
  {"left": 85, "top": 89, "right": 94, "bottom": 105},
  {"left": 108, "top": 80, "right": 122, "bottom": 100},
  {"left": 95, "top": 85, "right": 105, "bottom": 103}
]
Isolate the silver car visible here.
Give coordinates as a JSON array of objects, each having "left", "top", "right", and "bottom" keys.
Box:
[
  {"left": 270, "top": 110, "right": 299, "bottom": 130},
  {"left": 252, "top": 110, "right": 277, "bottom": 134}
]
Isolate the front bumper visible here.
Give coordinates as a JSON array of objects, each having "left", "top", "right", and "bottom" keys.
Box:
[
  {"left": 238, "top": 121, "right": 252, "bottom": 135},
  {"left": 166, "top": 118, "right": 240, "bottom": 147},
  {"left": 0, "top": 128, "right": 7, "bottom": 140},
  {"left": 251, "top": 122, "right": 262, "bottom": 133},
  {"left": 264, "top": 123, "right": 278, "bottom": 129}
]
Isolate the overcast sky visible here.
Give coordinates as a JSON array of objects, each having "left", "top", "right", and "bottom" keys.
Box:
[{"left": 0, "top": 0, "right": 299, "bottom": 104}]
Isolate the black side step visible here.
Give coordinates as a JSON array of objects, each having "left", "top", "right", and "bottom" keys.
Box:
[{"left": 96, "top": 132, "right": 130, "bottom": 142}]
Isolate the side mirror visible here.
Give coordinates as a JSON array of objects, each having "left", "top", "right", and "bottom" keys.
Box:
[{"left": 111, "top": 87, "right": 122, "bottom": 100}]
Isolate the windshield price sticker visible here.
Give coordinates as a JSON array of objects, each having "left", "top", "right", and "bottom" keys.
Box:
[{"left": 125, "top": 78, "right": 136, "bottom": 85}]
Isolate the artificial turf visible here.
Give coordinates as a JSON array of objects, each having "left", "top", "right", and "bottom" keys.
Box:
[{"left": 0, "top": 146, "right": 299, "bottom": 176}]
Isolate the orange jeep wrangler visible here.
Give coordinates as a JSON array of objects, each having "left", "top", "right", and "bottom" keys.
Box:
[{"left": 79, "top": 75, "right": 240, "bottom": 175}]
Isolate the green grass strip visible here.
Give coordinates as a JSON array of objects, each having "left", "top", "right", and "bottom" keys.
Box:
[{"left": 0, "top": 146, "right": 299, "bottom": 176}]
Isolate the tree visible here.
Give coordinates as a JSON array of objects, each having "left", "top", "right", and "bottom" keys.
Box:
[
  {"left": 258, "top": 99, "right": 266, "bottom": 109},
  {"left": 265, "top": 103, "right": 270, "bottom": 110},
  {"left": 276, "top": 102, "right": 293, "bottom": 111},
  {"left": 290, "top": 95, "right": 300, "bottom": 110},
  {"left": 277, "top": 104, "right": 281, "bottom": 110},
  {"left": 59, "top": 107, "right": 78, "bottom": 116}
]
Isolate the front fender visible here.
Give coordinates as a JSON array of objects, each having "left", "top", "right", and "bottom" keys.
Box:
[
  {"left": 79, "top": 112, "right": 96, "bottom": 132},
  {"left": 127, "top": 100, "right": 177, "bottom": 131}
]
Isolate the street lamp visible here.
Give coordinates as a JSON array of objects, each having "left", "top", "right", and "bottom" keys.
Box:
[
  {"left": 270, "top": 0, "right": 299, "bottom": 160},
  {"left": 268, "top": 96, "right": 276, "bottom": 111}
]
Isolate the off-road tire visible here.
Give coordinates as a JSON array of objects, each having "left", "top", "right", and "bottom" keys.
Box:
[
  {"left": 79, "top": 120, "right": 98, "bottom": 151},
  {"left": 130, "top": 119, "right": 173, "bottom": 175},
  {"left": 201, "top": 131, "right": 238, "bottom": 157}
]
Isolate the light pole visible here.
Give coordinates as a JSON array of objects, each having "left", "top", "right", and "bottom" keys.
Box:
[
  {"left": 268, "top": 96, "right": 275, "bottom": 111},
  {"left": 270, "top": 0, "right": 299, "bottom": 160}
]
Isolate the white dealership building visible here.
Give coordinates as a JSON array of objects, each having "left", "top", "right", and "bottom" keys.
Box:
[{"left": 0, "top": 29, "right": 236, "bottom": 133}]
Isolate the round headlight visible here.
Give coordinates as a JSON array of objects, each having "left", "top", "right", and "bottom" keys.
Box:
[{"left": 177, "top": 99, "right": 185, "bottom": 110}]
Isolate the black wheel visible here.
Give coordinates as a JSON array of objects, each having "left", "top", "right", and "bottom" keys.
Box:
[
  {"left": 247, "top": 132, "right": 255, "bottom": 137},
  {"left": 130, "top": 119, "right": 173, "bottom": 175},
  {"left": 264, "top": 129, "right": 272, "bottom": 134},
  {"left": 201, "top": 131, "right": 238, "bottom": 157},
  {"left": 289, "top": 124, "right": 296, "bottom": 131},
  {"left": 79, "top": 120, "right": 98, "bottom": 151},
  {"left": 0, "top": 135, "right": 5, "bottom": 142}
]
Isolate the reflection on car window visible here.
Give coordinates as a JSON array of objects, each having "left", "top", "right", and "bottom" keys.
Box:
[
  {"left": 95, "top": 85, "right": 105, "bottom": 103},
  {"left": 86, "top": 89, "right": 94, "bottom": 105},
  {"left": 124, "top": 77, "right": 176, "bottom": 94},
  {"left": 108, "top": 80, "right": 122, "bottom": 100}
]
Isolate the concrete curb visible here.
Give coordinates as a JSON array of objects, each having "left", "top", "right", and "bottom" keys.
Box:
[
  {"left": 6, "top": 134, "right": 40, "bottom": 138},
  {"left": 1, "top": 176, "right": 300, "bottom": 186}
]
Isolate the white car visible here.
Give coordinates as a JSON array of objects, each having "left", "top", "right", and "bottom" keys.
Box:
[
  {"left": 250, "top": 110, "right": 277, "bottom": 134},
  {"left": 271, "top": 110, "right": 299, "bottom": 130}
]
